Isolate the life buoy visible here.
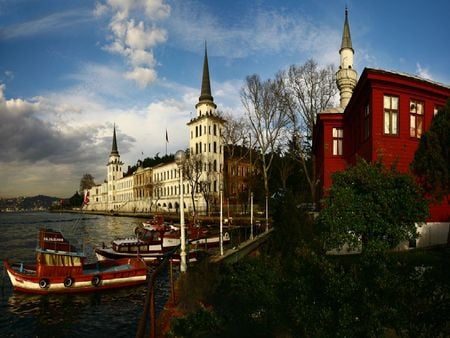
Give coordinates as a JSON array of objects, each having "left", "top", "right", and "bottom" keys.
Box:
[
  {"left": 39, "top": 279, "right": 49, "bottom": 289},
  {"left": 91, "top": 275, "right": 101, "bottom": 287},
  {"left": 64, "top": 277, "right": 74, "bottom": 287}
]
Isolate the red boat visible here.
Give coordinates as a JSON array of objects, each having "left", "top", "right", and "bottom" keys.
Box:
[{"left": 3, "top": 228, "right": 148, "bottom": 294}]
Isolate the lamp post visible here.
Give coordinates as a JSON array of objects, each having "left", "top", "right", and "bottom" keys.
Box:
[
  {"left": 175, "top": 150, "right": 187, "bottom": 272},
  {"left": 219, "top": 181, "right": 224, "bottom": 256},
  {"left": 250, "top": 192, "right": 254, "bottom": 240}
]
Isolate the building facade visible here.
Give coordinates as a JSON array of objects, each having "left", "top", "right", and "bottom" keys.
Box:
[
  {"left": 314, "top": 10, "right": 450, "bottom": 225},
  {"left": 85, "top": 46, "right": 225, "bottom": 214}
]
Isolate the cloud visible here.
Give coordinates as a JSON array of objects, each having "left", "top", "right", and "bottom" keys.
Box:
[
  {"left": 125, "top": 67, "right": 157, "bottom": 88},
  {"left": 167, "top": 3, "right": 340, "bottom": 65},
  {"left": 0, "top": 9, "right": 93, "bottom": 40},
  {"left": 96, "top": 0, "right": 171, "bottom": 87},
  {"left": 415, "top": 63, "right": 433, "bottom": 80}
]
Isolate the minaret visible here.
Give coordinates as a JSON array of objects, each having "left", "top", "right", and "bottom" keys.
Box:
[{"left": 336, "top": 7, "right": 357, "bottom": 108}]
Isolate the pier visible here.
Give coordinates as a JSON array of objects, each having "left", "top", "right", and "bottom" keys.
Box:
[{"left": 136, "top": 227, "right": 274, "bottom": 338}]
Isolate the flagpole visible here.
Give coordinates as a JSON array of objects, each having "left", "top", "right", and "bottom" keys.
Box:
[{"left": 165, "top": 129, "right": 168, "bottom": 156}]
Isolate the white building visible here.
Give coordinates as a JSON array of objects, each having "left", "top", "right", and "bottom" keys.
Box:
[{"left": 85, "top": 46, "right": 225, "bottom": 214}]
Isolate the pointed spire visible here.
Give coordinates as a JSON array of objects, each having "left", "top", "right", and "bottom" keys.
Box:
[
  {"left": 340, "top": 6, "right": 353, "bottom": 52},
  {"left": 198, "top": 42, "right": 214, "bottom": 103},
  {"left": 110, "top": 124, "right": 119, "bottom": 156}
]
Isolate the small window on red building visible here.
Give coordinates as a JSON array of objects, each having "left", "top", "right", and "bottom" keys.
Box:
[
  {"left": 384, "top": 95, "right": 399, "bottom": 135},
  {"left": 364, "top": 103, "right": 370, "bottom": 140},
  {"left": 332, "top": 128, "right": 343, "bottom": 156},
  {"left": 434, "top": 105, "right": 442, "bottom": 116},
  {"left": 410, "top": 100, "right": 424, "bottom": 138}
]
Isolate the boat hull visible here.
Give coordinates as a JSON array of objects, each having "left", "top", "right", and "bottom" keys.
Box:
[
  {"left": 94, "top": 248, "right": 199, "bottom": 264},
  {"left": 3, "top": 258, "right": 148, "bottom": 294}
]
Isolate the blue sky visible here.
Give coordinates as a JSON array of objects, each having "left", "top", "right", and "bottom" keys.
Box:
[{"left": 1, "top": 0, "right": 449, "bottom": 198}]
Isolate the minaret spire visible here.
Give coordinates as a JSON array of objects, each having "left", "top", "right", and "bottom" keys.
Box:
[
  {"left": 198, "top": 42, "right": 214, "bottom": 104},
  {"left": 340, "top": 6, "right": 353, "bottom": 52},
  {"left": 110, "top": 124, "right": 119, "bottom": 156},
  {"left": 336, "top": 7, "right": 357, "bottom": 108}
]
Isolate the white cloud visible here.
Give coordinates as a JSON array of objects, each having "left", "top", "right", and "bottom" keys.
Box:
[
  {"left": 96, "top": 0, "right": 171, "bottom": 87},
  {"left": 0, "top": 9, "right": 93, "bottom": 39},
  {"left": 125, "top": 67, "right": 157, "bottom": 88},
  {"left": 167, "top": 3, "right": 340, "bottom": 66},
  {"left": 416, "top": 63, "right": 433, "bottom": 80}
]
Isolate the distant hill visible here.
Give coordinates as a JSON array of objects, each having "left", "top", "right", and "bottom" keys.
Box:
[{"left": 0, "top": 195, "right": 62, "bottom": 211}]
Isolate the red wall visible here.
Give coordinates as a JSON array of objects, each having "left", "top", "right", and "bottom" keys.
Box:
[{"left": 315, "top": 68, "right": 450, "bottom": 221}]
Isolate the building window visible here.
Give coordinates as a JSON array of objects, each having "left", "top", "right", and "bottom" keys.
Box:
[
  {"left": 213, "top": 124, "right": 217, "bottom": 136},
  {"left": 434, "top": 105, "right": 442, "bottom": 116},
  {"left": 410, "top": 100, "right": 424, "bottom": 138},
  {"left": 363, "top": 103, "right": 370, "bottom": 140},
  {"left": 332, "top": 128, "right": 343, "bottom": 156},
  {"left": 384, "top": 95, "right": 399, "bottom": 135}
]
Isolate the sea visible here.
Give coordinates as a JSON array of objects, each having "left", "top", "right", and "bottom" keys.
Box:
[{"left": 0, "top": 212, "right": 173, "bottom": 338}]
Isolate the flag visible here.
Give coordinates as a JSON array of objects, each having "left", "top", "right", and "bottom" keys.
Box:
[
  {"left": 166, "top": 129, "right": 169, "bottom": 143},
  {"left": 83, "top": 191, "right": 90, "bottom": 205}
]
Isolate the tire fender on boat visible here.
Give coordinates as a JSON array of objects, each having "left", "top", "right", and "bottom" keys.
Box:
[
  {"left": 91, "top": 275, "right": 101, "bottom": 287},
  {"left": 39, "top": 278, "right": 49, "bottom": 289},
  {"left": 64, "top": 277, "right": 74, "bottom": 287}
]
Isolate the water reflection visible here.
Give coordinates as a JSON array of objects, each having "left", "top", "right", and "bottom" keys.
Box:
[{"left": 0, "top": 212, "right": 172, "bottom": 337}]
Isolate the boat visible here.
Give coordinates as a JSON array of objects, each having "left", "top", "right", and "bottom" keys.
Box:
[
  {"left": 95, "top": 222, "right": 230, "bottom": 263},
  {"left": 141, "top": 214, "right": 169, "bottom": 231},
  {"left": 3, "top": 228, "right": 148, "bottom": 294}
]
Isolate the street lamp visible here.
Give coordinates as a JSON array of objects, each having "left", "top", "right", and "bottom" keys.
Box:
[
  {"left": 175, "top": 149, "right": 187, "bottom": 272},
  {"left": 219, "top": 180, "right": 224, "bottom": 256},
  {"left": 250, "top": 192, "right": 254, "bottom": 240}
]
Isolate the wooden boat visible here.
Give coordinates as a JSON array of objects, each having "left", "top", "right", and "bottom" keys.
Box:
[
  {"left": 95, "top": 223, "right": 230, "bottom": 263},
  {"left": 3, "top": 228, "right": 148, "bottom": 294}
]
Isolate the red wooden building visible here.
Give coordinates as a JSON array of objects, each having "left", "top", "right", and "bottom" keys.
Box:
[
  {"left": 314, "top": 68, "right": 450, "bottom": 222},
  {"left": 313, "top": 10, "right": 450, "bottom": 223}
]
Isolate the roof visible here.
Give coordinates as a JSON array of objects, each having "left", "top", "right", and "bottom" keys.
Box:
[
  {"left": 365, "top": 68, "right": 450, "bottom": 91},
  {"left": 110, "top": 124, "right": 119, "bottom": 157},
  {"left": 340, "top": 8, "right": 353, "bottom": 52},
  {"left": 198, "top": 44, "right": 214, "bottom": 103}
]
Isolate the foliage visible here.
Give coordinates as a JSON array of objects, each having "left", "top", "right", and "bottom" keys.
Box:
[
  {"left": 79, "top": 173, "right": 95, "bottom": 192},
  {"left": 69, "top": 191, "right": 83, "bottom": 208},
  {"left": 168, "top": 217, "right": 450, "bottom": 338},
  {"left": 411, "top": 98, "right": 450, "bottom": 201},
  {"left": 212, "top": 257, "right": 283, "bottom": 338},
  {"left": 168, "top": 307, "right": 224, "bottom": 338},
  {"left": 317, "top": 159, "right": 428, "bottom": 253}
]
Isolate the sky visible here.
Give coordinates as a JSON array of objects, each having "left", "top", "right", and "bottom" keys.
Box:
[{"left": 1, "top": 0, "right": 449, "bottom": 198}]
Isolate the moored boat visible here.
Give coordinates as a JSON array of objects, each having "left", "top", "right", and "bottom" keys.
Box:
[
  {"left": 3, "top": 228, "right": 148, "bottom": 294},
  {"left": 95, "top": 223, "right": 230, "bottom": 263}
]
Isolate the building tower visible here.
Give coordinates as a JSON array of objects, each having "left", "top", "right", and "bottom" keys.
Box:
[
  {"left": 107, "top": 124, "right": 123, "bottom": 210},
  {"left": 187, "top": 44, "right": 225, "bottom": 202},
  {"left": 336, "top": 7, "right": 357, "bottom": 108}
]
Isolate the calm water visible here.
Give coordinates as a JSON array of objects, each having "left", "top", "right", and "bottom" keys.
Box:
[{"left": 0, "top": 212, "right": 173, "bottom": 338}]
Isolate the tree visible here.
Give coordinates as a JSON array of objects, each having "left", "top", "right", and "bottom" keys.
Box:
[
  {"left": 317, "top": 159, "right": 428, "bottom": 253},
  {"left": 411, "top": 99, "right": 450, "bottom": 202},
  {"left": 183, "top": 152, "right": 203, "bottom": 214},
  {"left": 69, "top": 191, "right": 83, "bottom": 208},
  {"left": 275, "top": 60, "right": 338, "bottom": 206},
  {"left": 241, "top": 74, "right": 289, "bottom": 228},
  {"left": 79, "top": 173, "right": 95, "bottom": 193}
]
